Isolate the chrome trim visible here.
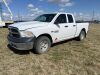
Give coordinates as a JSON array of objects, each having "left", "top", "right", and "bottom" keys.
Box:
[{"left": 8, "top": 27, "right": 20, "bottom": 38}]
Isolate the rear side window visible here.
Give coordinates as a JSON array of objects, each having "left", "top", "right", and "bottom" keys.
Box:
[
  {"left": 55, "top": 14, "right": 67, "bottom": 24},
  {"left": 67, "top": 14, "right": 74, "bottom": 23}
]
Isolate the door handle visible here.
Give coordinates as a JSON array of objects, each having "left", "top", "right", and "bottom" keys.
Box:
[
  {"left": 73, "top": 25, "right": 76, "bottom": 27},
  {"left": 64, "top": 26, "right": 68, "bottom": 27}
]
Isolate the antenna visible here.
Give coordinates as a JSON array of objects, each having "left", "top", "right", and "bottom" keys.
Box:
[
  {"left": 2, "top": 0, "right": 13, "bottom": 20},
  {"left": 92, "top": 9, "right": 94, "bottom": 22}
]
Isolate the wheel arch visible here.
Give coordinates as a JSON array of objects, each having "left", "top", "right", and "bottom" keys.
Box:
[
  {"left": 36, "top": 33, "right": 53, "bottom": 44},
  {"left": 81, "top": 28, "right": 86, "bottom": 37}
]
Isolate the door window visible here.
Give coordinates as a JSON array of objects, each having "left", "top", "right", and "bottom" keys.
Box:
[
  {"left": 67, "top": 14, "right": 74, "bottom": 23},
  {"left": 55, "top": 14, "right": 67, "bottom": 24}
]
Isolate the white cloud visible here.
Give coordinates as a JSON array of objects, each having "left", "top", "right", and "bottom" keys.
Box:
[
  {"left": 28, "top": 4, "right": 34, "bottom": 8},
  {"left": 48, "top": 0, "right": 73, "bottom": 7},
  {"left": 27, "top": 4, "right": 44, "bottom": 17},
  {"left": 0, "top": 0, "right": 12, "bottom": 4},
  {"left": 2, "top": 12, "right": 11, "bottom": 20},
  {"left": 38, "top": 0, "right": 73, "bottom": 7},
  {"left": 30, "top": 8, "right": 44, "bottom": 15},
  {"left": 2, "top": 12, "right": 10, "bottom": 17},
  {"left": 48, "top": 0, "right": 70, "bottom": 3},
  {"left": 30, "top": 8, "right": 39, "bottom": 12},
  {"left": 73, "top": 13, "right": 93, "bottom": 21},
  {"left": 79, "top": 13, "right": 83, "bottom": 16},
  {"left": 59, "top": 2, "right": 73, "bottom": 7},
  {"left": 93, "top": 13, "right": 100, "bottom": 20},
  {"left": 59, "top": 8, "right": 64, "bottom": 11}
]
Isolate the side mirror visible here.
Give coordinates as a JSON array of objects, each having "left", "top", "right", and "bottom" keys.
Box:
[
  {"left": 54, "top": 21, "right": 59, "bottom": 25},
  {"left": 54, "top": 21, "right": 60, "bottom": 28}
]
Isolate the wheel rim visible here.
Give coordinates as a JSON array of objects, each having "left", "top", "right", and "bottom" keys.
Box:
[
  {"left": 39, "top": 40, "right": 49, "bottom": 52},
  {"left": 80, "top": 32, "right": 85, "bottom": 40}
]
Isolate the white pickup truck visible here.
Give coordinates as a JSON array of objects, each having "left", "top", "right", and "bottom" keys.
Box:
[{"left": 8, "top": 13, "right": 89, "bottom": 54}]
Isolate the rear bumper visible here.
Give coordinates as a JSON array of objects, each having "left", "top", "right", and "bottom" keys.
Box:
[{"left": 7, "top": 35, "right": 36, "bottom": 50}]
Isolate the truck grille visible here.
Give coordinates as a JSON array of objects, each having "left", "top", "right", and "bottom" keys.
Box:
[{"left": 9, "top": 27, "right": 20, "bottom": 38}]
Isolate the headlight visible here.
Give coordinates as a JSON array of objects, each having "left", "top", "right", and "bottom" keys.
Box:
[{"left": 20, "top": 31, "right": 34, "bottom": 37}]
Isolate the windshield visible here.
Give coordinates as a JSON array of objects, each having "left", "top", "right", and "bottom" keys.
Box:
[{"left": 34, "top": 14, "right": 56, "bottom": 22}]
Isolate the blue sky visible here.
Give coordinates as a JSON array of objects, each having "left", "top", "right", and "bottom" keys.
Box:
[{"left": 1, "top": 0, "right": 100, "bottom": 20}]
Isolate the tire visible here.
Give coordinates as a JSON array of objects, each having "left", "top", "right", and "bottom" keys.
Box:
[
  {"left": 34, "top": 36, "right": 51, "bottom": 54},
  {"left": 77, "top": 30, "right": 86, "bottom": 41}
]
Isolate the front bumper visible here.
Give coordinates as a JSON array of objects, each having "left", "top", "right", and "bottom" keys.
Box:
[{"left": 7, "top": 35, "right": 36, "bottom": 50}]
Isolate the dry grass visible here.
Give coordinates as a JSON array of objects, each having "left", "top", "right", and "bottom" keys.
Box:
[{"left": 0, "top": 23, "right": 100, "bottom": 75}]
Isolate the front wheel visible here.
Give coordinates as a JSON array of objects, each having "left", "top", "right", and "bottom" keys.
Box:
[
  {"left": 34, "top": 36, "right": 51, "bottom": 54},
  {"left": 77, "top": 30, "right": 86, "bottom": 41}
]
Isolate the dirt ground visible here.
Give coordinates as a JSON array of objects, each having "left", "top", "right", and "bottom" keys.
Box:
[{"left": 0, "top": 23, "right": 100, "bottom": 75}]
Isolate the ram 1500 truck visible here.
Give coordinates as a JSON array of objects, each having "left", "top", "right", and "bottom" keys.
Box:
[{"left": 8, "top": 13, "right": 89, "bottom": 54}]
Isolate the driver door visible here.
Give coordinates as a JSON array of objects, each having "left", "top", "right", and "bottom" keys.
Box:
[{"left": 54, "top": 14, "right": 68, "bottom": 41}]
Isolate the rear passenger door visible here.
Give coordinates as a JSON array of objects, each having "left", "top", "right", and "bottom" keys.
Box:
[{"left": 65, "top": 14, "right": 77, "bottom": 38}]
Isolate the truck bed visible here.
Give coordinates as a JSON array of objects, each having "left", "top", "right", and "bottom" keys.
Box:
[{"left": 75, "top": 22, "right": 89, "bottom": 37}]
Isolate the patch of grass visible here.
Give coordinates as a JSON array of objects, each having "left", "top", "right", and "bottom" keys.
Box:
[{"left": 0, "top": 24, "right": 100, "bottom": 75}]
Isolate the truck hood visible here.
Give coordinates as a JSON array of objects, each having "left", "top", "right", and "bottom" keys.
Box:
[{"left": 10, "top": 21, "right": 50, "bottom": 30}]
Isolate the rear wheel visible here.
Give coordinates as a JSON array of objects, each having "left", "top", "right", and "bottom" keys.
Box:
[
  {"left": 77, "top": 30, "right": 86, "bottom": 41},
  {"left": 34, "top": 36, "right": 51, "bottom": 54}
]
